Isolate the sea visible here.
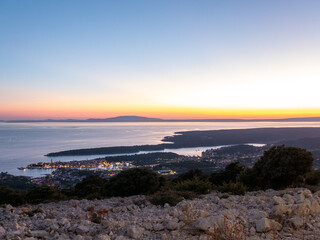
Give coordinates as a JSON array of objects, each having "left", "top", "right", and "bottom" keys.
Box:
[{"left": 1, "top": 121, "right": 320, "bottom": 178}]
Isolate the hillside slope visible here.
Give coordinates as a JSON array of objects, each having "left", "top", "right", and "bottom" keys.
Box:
[{"left": 1, "top": 188, "right": 320, "bottom": 239}]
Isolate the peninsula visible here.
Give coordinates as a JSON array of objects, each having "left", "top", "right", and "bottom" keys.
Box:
[{"left": 46, "top": 127, "right": 320, "bottom": 157}]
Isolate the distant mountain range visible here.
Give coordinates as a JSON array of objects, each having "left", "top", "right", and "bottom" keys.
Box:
[{"left": 2, "top": 115, "right": 320, "bottom": 123}]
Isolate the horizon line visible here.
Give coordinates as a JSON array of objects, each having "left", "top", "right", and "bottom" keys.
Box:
[{"left": 2, "top": 115, "right": 320, "bottom": 123}]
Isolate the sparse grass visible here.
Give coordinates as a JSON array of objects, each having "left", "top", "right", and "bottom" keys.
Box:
[
  {"left": 205, "top": 215, "right": 247, "bottom": 240},
  {"left": 181, "top": 205, "right": 196, "bottom": 226},
  {"left": 175, "top": 177, "right": 212, "bottom": 194},
  {"left": 149, "top": 189, "right": 197, "bottom": 207},
  {"left": 24, "top": 208, "right": 43, "bottom": 217},
  {"left": 87, "top": 205, "right": 108, "bottom": 224},
  {"left": 216, "top": 181, "right": 248, "bottom": 195}
]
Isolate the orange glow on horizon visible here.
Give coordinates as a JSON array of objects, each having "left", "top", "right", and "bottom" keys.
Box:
[{"left": 1, "top": 105, "right": 320, "bottom": 120}]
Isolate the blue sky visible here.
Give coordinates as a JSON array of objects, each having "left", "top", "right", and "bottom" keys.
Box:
[{"left": 1, "top": 1, "right": 320, "bottom": 119}]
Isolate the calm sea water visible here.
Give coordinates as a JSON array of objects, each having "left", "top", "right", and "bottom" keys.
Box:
[{"left": 1, "top": 121, "right": 320, "bottom": 177}]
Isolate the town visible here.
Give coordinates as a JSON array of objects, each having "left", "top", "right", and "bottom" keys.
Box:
[
  {"left": 3, "top": 144, "right": 320, "bottom": 189},
  {"left": 9, "top": 145, "right": 270, "bottom": 188}
]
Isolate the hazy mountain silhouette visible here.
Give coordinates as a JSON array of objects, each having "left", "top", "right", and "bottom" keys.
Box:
[
  {"left": 3, "top": 116, "right": 320, "bottom": 123},
  {"left": 86, "top": 116, "right": 163, "bottom": 122}
]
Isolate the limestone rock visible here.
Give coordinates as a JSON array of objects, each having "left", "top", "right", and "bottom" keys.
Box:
[
  {"left": 256, "top": 218, "right": 282, "bottom": 233},
  {"left": 59, "top": 218, "right": 69, "bottom": 226},
  {"left": 314, "top": 190, "right": 320, "bottom": 198},
  {"left": 73, "top": 236, "right": 84, "bottom": 240},
  {"left": 273, "top": 204, "right": 292, "bottom": 216},
  {"left": 57, "top": 233, "right": 71, "bottom": 240},
  {"left": 248, "top": 236, "right": 261, "bottom": 240},
  {"left": 126, "top": 226, "right": 144, "bottom": 239},
  {"left": 270, "top": 220, "right": 282, "bottom": 231},
  {"left": 50, "top": 223, "right": 59, "bottom": 231},
  {"left": 273, "top": 196, "right": 286, "bottom": 205},
  {"left": 0, "top": 226, "right": 7, "bottom": 237},
  {"left": 114, "top": 236, "right": 129, "bottom": 240},
  {"left": 165, "top": 219, "right": 178, "bottom": 230},
  {"left": 2, "top": 187, "right": 320, "bottom": 240},
  {"left": 5, "top": 204, "right": 14, "bottom": 212},
  {"left": 161, "top": 233, "right": 169, "bottom": 240},
  {"left": 249, "top": 226, "right": 256, "bottom": 236},
  {"left": 199, "top": 210, "right": 209, "bottom": 218},
  {"left": 153, "top": 223, "right": 164, "bottom": 231},
  {"left": 295, "top": 192, "right": 305, "bottom": 201},
  {"left": 193, "top": 217, "right": 211, "bottom": 231},
  {"left": 256, "top": 218, "right": 271, "bottom": 233},
  {"left": 75, "top": 225, "right": 89, "bottom": 235},
  {"left": 180, "top": 202, "right": 192, "bottom": 212},
  {"left": 293, "top": 200, "right": 311, "bottom": 217},
  {"left": 303, "top": 189, "right": 313, "bottom": 199},
  {"left": 96, "top": 235, "right": 111, "bottom": 240},
  {"left": 252, "top": 211, "right": 268, "bottom": 220},
  {"left": 283, "top": 194, "right": 295, "bottom": 204},
  {"left": 31, "top": 230, "right": 49, "bottom": 238},
  {"left": 309, "top": 198, "right": 320, "bottom": 215},
  {"left": 288, "top": 216, "right": 304, "bottom": 229},
  {"left": 170, "top": 208, "right": 180, "bottom": 217}
]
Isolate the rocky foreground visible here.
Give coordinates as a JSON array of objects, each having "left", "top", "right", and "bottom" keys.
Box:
[{"left": 1, "top": 188, "right": 320, "bottom": 240}]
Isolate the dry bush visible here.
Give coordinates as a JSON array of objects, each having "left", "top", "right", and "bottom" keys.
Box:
[
  {"left": 87, "top": 205, "right": 109, "bottom": 224},
  {"left": 205, "top": 215, "right": 248, "bottom": 240}
]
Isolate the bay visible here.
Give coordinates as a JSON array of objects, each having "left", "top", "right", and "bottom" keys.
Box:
[{"left": 1, "top": 121, "right": 320, "bottom": 177}]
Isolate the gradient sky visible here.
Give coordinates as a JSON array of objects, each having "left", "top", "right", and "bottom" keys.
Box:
[{"left": 1, "top": 0, "right": 320, "bottom": 120}]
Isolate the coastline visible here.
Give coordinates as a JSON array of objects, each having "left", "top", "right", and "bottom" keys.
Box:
[
  {"left": 3, "top": 123, "right": 320, "bottom": 177},
  {"left": 46, "top": 127, "right": 320, "bottom": 157}
]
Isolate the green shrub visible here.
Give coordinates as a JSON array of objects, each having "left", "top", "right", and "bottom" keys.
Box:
[
  {"left": 149, "top": 190, "right": 183, "bottom": 206},
  {"left": 0, "top": 185, "right": 25, "bottom": 206},
  {"left": 73, "top": 175, "right": 106, "bottom": 199},
  {"left": 236, "top": 168, "right": 258, "bottom": 190},
  {"left": 26, "top": 186, "right": 66, "bottom": 204},
  {"left": 305, "top": 170, "right": 320, "bottom": 185},
  {"left": 103, "top": 168, "right": 163, "bottom": 197},
  {"left": 250, "top": 145, "right": 313, "bottom": 189},
  {"left": 24, "top": 208, "right": 43, "bottom": 217},
  {"left": 216, "top": 181, "right": 248, "bottom": 195},
  {"left": 0, "top": 174, "right": 34, "bottom": 190},
  {"left": 174, "top": 177, "right": 212, "bottom": 194},
  {"left": 175, "top": 169, "right": 205, "bottom": 182},
  {"left": 149, "top": 190, "right": 197, "bottom": 206},
  {"left": 91, "top": 212, "right": 101, "bottom": 224},
  {"left": 210, "top": 162, "right": 245, "bottom": 186}
]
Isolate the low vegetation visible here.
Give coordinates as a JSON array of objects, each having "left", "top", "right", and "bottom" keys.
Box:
[
  {"left": 215, "top": 181, "right": 248, "bottom": 195},
  {"left": 174, "top": 177, "right": 211, "bottom": 194},
  {"left": 103, "top": 167, "right": 164, "bottom": 197},
  {"left": 247, "top": 145, "right": 313, "bottom": 189},
  {"left": 1, "top": 145, "right": 320, "bottom": 207},
  {"left": 148, "top": 190, "right": 197, "bottom": 207}
]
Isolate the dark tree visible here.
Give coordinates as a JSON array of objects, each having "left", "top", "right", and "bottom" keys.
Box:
[
  {"left": 176, "top": 169, "right": 205, "bottom": 182},
  {"left": 210, "top": 161, "right": 245, "bottom": 186},
  {"left": 103, "top": 168, "right": 163, "bottom": 197},
  {"left": 251, "top": 145, "right": 313, "bottom": 189},
  {"left": 0, "top": 186, "right": 25, "bottom": 206},
  {"left": 26, "top": 186, "right": 66, "bottom": 204},
  {"left": 73, "top": 175, "right": 107, "bottom": 199}
]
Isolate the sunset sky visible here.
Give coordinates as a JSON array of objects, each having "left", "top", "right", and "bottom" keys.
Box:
[{"left": 1, "top": 0, "right": 320, "bottom": 120}]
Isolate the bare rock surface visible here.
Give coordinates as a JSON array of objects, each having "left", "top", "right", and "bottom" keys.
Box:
[{"left": 1, "top": 188, "right": 320, "bottom": 239}]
